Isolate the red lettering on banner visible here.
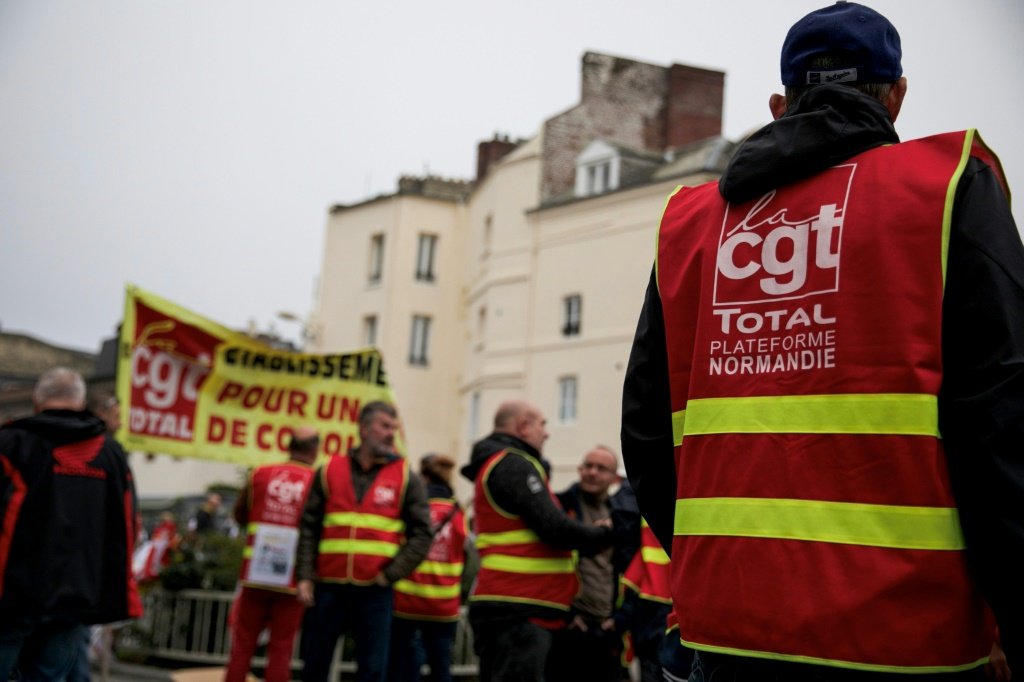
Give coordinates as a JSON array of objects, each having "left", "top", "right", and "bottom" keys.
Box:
[
  {"left": 209, "top": 416, "right": 226, "bottom": 443},
  {"left": 287, "top": 391, "right": 308, "bottom": 417},
  {"left": 230, "top": 420, "right": 247, "bottom": 446},
  {"left": 316, "top": 395, "right": 361, "bottom": 422},
  {"left": 217, "top": 382, "right": 243, "bottom": 403},
  {"left": 255, "top": 423, "right": 295, "bottom": 452}
]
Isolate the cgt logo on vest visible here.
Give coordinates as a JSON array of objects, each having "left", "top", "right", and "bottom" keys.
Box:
[
  {"left": 714, "top": 164, "right": 853, "bottom": 306},
  {"left": 268, "top": 472, "right": 307, "bottom": 506},
  {"left": 705, "top": 166, "right": 854, "bottom": 377}
]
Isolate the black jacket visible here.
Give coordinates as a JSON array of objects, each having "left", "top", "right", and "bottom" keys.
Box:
[
  {"left": 461, "top": 432, "right": 612, "bottom": 624},
  {"left": 0, "top": 409, "right": 139, "bottom": 626},
  {"left": 622, "top": 85, "right": 1024, "bottom": 669}
]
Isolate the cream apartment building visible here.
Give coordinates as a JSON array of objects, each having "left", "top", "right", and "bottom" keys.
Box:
[{"left": 308, "top": 52, "right": 735, "bottom": 493}]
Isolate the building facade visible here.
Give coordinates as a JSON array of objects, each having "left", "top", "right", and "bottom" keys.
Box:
[{"left": 309, "top": 52, "right": 734, "bottom": 493}]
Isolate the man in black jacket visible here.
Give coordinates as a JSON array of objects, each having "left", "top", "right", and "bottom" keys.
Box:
[
  {"left": 623, "top": 2, "right": 1023, "bottom": 679},
  {"left": 0, "top": 368, "right": 140, "bottom": 680},
  {"left": 460, "top": 400, "right": 612, "bottom": 682},
  {"left": 548, "top": 446, "right": 640, "bottom": 682}
]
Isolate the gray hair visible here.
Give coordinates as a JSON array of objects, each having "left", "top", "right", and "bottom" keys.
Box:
[
  {"left": 359, "top": 400, "right": 397, "bottom": 427},
  {"left": 33, "top": 367, "right": 87, "bottom": 408},
  {"left": 785, "top": 53, "right": 895, "bottom": 107}
]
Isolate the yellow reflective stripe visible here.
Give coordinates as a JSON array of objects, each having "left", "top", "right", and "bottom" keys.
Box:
[
  {"left": 942, "top": 130, "right": 975, "bottom": 285},
  {"left": 675, "top": 497, "right": 964, "bottom": 550},
  {"left": 242, "top": 547, "right": 253, "bottom": 558},
  {"left": 480, "top": 554, "right": 576, "bottom": 574},
  {"left": 683, "top": 639, "right": 987, "bottom": 674},
  {"left": 318, "top": 538, "right": 400, "bottom": 557},
  {"left": 654, "top": 185, "right": 685, "bottom": 297},
  {"left": 324, "top": 512, "right": 404, "bottom": 533},
  {"left": 671, "top": 409, "right": 686, "bottom": 446},
  {"left": 641, "top": 546, "right": 670, "bottom": 565},
  {"left": 246, "top": 522, "right": 259, "bottom": 534},
  {"left": 393, "top": 580, "right": 461, "bottom": 599},
  {"left": 414, "top": 560, "right": 464, "bottom": 577},
  {"left": 682, "top": 394, "right": 938, "bottom": 437},
  {"left": 475, "top": 528, "right": 541, "bottom": 549}
]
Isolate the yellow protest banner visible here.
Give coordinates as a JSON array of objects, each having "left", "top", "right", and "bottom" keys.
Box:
[{"left": 116, "top": 284, "right": 403, "bottom": 465}]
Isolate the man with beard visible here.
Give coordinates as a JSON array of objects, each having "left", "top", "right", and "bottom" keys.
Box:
[{"left": 297, "top": 401, "right": 432, "bottom": 682}]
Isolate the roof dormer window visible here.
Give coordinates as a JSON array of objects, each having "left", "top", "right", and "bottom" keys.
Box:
[{"left": 575, "top": 140, "right": 621, "bottom": 198}]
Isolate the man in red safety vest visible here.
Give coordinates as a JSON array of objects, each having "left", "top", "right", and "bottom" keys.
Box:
[
  {"left": 224, "top": 426, "right": 318, "bottom": 682},
  {"left": 460, "top": 400, "right": 614, "bottom": 682},
  {"left": 296, "top": 401, "right": 432, "bottom": 682},
  {"left": 388, "top": 454, "right": 468, "bottom": 682},
  {"left": 622, "top": 2, "right": 1024, "bottom": 680}
]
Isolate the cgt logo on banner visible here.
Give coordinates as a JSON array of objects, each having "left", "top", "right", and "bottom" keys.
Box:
[
  {"left": 117, "top": 285, "right": 403, "bottom": 465},
  {"left": 707, "top": 164, "right": 854, "bottom": 377}
]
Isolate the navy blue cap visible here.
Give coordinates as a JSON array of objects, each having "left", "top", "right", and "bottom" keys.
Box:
[{"left": 781, "top": 1, "right": 902, "bottom": 86}]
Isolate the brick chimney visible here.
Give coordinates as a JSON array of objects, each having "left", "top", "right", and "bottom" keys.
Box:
[
  {"left": 476, "top": 135, "right": 519, "bottom": 183},
  {"left": 665, "top": 64, "right": 725, "bottom": 149}
]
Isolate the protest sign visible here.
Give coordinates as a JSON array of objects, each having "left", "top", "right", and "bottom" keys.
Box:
[{"left": 117, "top": 285, "right": 402, "bottom": 465}]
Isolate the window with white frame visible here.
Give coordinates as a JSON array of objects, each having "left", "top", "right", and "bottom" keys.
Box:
[
  {"left": 368, "top": 233, "right": 385, "bottom": 284},
  {"left": 575, "top": 140, "right": 621, "bottom": 198},
  {"left": 415, "top": 233, "right": 438, "bottom": 282},
  {"left": 363, "top": 315, "right": 378, "bottom": 347},
  {"left": 409, "top": 315, "right": 431, "bottom": 366},
  {"left": 562, "top": 294, "right": 582, "bottom": 336},
  {"left": 558, "top": 376, "right": 578, "bottom": 423}
]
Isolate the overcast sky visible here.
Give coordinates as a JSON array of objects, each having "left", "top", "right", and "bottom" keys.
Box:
[{"left": 2, "top": 0, "right": 1021, "bottom": 353}]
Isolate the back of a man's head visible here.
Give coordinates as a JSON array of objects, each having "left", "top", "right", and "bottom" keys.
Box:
[
  {"left": 493, "top": 400, "right": 526, "bottom": 433},
  {"left": 288, "top": 426, "right": 320, "bottom": 463},
  {"left": 33, "top": 367, "right": 87, "bottom": 412},
  {"left": 781, "top": 2, "right": 902, "bottom": 106}
]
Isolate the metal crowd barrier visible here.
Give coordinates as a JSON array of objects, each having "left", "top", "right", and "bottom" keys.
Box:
[{"left": 117, "top": 588, "right": 479, "bottom": 677}]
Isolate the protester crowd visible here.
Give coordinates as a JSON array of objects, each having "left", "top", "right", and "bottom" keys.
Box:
[{"left": 3, "top": 2, "right": 1022, "bottom": 681}]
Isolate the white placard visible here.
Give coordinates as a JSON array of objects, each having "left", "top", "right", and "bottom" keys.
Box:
[{"left": 245, "top": 524, "right": 299, "bottom": 588}]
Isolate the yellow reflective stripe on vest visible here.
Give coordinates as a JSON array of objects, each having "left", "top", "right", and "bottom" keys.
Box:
[
  {"left": 671, "top": 409, "right": 687, "bottom": 446},
  {"left": 393, "top": 580, "right": 461, "bottom": 599},
  {"left": 675, "top": 497, "right": 964, "bottom": 550},
  {"left": 641, "top": 546, "right": 670, "bottom": 565},
  {"left": 941, "top": 130, "right": 976, "bottom": 284},
  {"left": 480, "top": 554, "right": 576, "bottom": 574},
  {"left": 414, "top": 560, "right": 464, "bottom": 577},
  {"left": 318, "top": 538, "right": 401, "bottom": 557},
  {"left": 475, "top": 528, "right": 541, "bottom": 549},
  {"left": 324, "top": 511, "right": 405, "bottom": 533},
  {"left": 672, "top": 393, "right": 938, "bottom": 445},
  {"left": 683, "top": 638, "right": 988, "bottom": 675}
]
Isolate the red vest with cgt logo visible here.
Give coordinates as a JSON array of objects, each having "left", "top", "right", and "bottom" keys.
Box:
[
  {"left": 656, "top": 130, "right": 1002, "bottom": 672},
  {"left": 393, "top": 497, "right": 467, "bottom": 621},
  {"left": 240, "top": 461, "right": 315, "bottom": 593},
  {"left": 316, "top": 455, "right": 408, "bottom": 585}
]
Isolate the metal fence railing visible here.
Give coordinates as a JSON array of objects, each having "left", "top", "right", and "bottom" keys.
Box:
[{"left": 117, "top": 588, "right": 479, "bottom": 678}]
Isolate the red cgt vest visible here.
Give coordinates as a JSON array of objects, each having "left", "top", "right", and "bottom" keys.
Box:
[
  {"left": 240, "top": 461, "right": 315, "bottom": 593},
  {"left": 621, "top": 519, "right": 671, "bottom": 605},
  {"left": 393, "top": 497, "right": 468, "bottom": 621},
  {"left": 469, "top": 450, "right": 579, "bottom": 618},
  {"left": 316, "top": 455, "right": 408, "bottom": 585},
  {"left": 657, "top": 130, "right": 1002, "bottom": 673}
]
